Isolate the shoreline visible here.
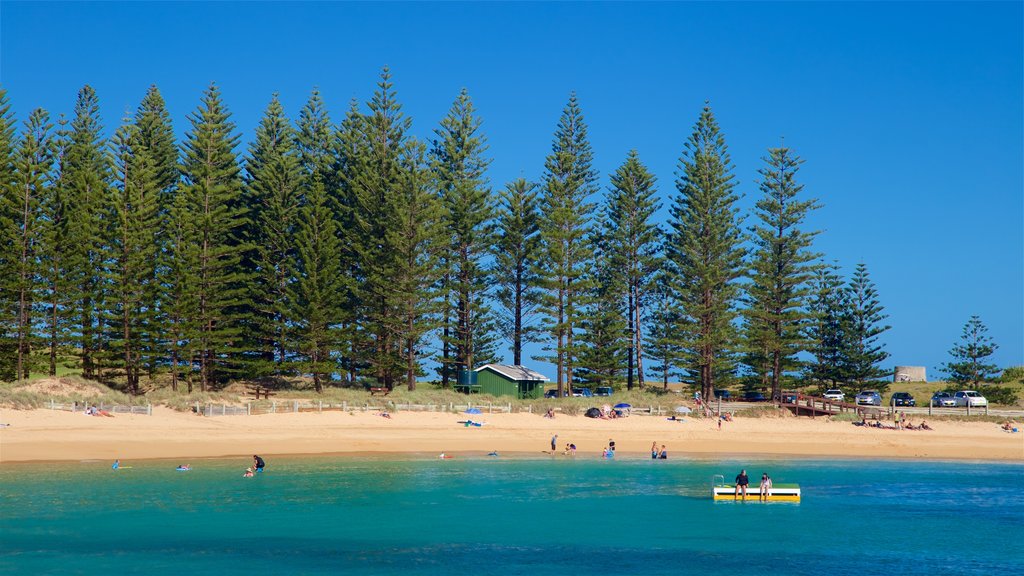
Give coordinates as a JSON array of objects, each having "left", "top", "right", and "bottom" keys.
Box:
[{"left": 1, "top": 407, "right": 1021, "bottom": 464}]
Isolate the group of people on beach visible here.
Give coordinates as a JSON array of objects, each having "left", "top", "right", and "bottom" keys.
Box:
[
  {"left": 854, "top": 415, "right": 932, "bottom": 430},
  {"left": 733, "top": 469, "right": 772, "bottom": 502}
]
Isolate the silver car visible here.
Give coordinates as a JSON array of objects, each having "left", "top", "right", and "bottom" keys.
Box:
[
  {"left": 823, "top": 389, "right": 845, "bottom": 402},
  {"left": 931, "top": 392, "right": 956, "bottom": 407},
  {"left": 855, "top": 390, "right": 882, "bottom": 406}
]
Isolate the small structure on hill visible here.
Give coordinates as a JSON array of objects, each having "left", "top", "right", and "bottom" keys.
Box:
[
  {"left": 471, "top": 364, "right": 549, "bottom": 399},
  {"left": 893, "top": 366, "right": 927, "bottom": 383}
]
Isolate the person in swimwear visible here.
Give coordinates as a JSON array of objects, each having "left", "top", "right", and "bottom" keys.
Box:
[
  {"left": 253, "top": 455, "right": 265, "bottom": 473},
  {"left": 734, "top": 469, "right": 749, "bottom": 501},
  {"left": 759, "top": 472, "right": 772, "bottom": 502},
  {"left": 243, "top": 467, "right": 254, "bottom": 477}
]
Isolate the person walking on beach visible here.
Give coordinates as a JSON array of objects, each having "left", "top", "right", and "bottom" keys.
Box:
[
  {"left": 608, "top": 438, "right": 615, "bottom": 452},
  {"left": 551, "top": 434, "right": 558, "bottom": 452},
  {"left": 253, "top": 455, "right": 265, "bottom": 473},
  {"left": 759, "top": 472, "right": 772, "bottom": 502},
  {"left": 734, "top": 469, "right": 749, "bottom": 501}
]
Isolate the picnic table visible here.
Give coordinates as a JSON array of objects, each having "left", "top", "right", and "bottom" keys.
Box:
[
  {"left": 246, "top": 385, "right": 277, "bottom": 400},
  {"left": 369, "top": 387, "right": 390, "bottom": 396}
]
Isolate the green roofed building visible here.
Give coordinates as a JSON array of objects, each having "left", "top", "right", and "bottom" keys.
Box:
[{"left": 472, "top": 364, "right": 549, "bottom": 399}]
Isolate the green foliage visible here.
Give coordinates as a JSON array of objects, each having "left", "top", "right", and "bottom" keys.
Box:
[
  {"left": 493, "top": 178, "right": 542, "bottom": 365},
  {"left": 665, "top": 103, "right": 745, "bottom": 399},
  {"left": 743, "top": 146, "right": 821, "bottom": 399},
  {"left": 576, "top": 224, "right": 627, "bottom": 386},
  {"left": 242, "top": 94, "right": 302, "bottom": 378},
  {"left": 178, "top": 83, "right": 248, "bottom": 390},
  {"left": 536, "top": 93, "right": 598, "bottom": 394},
  {"left": 430, "top": 89, "right": 497, "bottom": 383},
  {"left": 843, "top": 263, "right": 890, "bottom": 384},
  {"left": 605, "top": 150, "right": 661, "bottom": 389},
  {"left": 939, "top": 316, "right": 1000, "bottom": 386},
  {"left": 996, "top": 366, "right": 1024, "bottom": 384},
  {"left": 0, "top": 89, "right": 18, "bottom": 381}
]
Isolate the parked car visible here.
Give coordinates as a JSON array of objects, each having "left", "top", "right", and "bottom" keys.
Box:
[
  {"left": 743, "top": 391, "right": 767, "bottom": 402},
  {"left": 594, "top": 387, "right": 613, "bottom": 397},
  {"left": 953, "top": 390, "right": 988, "bottom": 407},
  {"left": 930, "top": 391, "right": 956, "bottom": 407},
  {"left": 855, "top": 390, "right": 882, "bottom": 406},
  {"left": 544, "top": 389, "right": 569, "bottom": 399},
  {"left": 822, "top": 389, "right": 845, "bottom": 402},
  {"left": 890, "top": 392, "right": 916, "bottom": 407},
  {"left": 713, "top": 389, "right": 731, "bottom": 401},
  {"left": 572, "top": 388, "right": 593, "bottom": 398}
]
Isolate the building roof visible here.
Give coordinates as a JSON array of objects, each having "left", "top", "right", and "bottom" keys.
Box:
[{"left": 474, "top": 364, "right": 548, "bottom": 382}]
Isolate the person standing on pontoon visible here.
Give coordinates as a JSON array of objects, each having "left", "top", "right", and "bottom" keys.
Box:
[
  {"left": 734, "top": 469, "right": 749, "bottom": 501},
  {"left": 759, "top": 472, "right": 772, "bottom": 502}
]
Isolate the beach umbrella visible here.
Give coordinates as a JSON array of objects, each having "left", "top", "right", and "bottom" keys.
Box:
[
  {"left": 614, "top": 403, "right": 631, "bottom": 409},
  {"left": 674, "top": 406, "right": 692, "bottom": 414},
  {"left": 465, "top": 407, "right": 482, "bottom": 414}
]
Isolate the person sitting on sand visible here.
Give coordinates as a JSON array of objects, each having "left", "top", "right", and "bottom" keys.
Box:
[
  {"left": 920, "top": 421, "right": 933, "bottom": 430},
  {"left": 243, "top": 467, "right": 254, "bottom": 477},
  {"left": 904, "top": 422, "right": 917, "bottom": 430},
  {"left": 722, "top": 412, "right": 733, "bottom": 422},
  {"left": 380, "top": 412, "right": 391, "bottom": 419},
  {"left": 1002, "top": 421, "right": 1015, "bottom": 431},
  {"left": 544, "top": 408, "right": 555, "bottom": 419}
]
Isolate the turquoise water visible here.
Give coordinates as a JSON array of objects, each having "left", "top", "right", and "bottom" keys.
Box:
[{"left": 1, "top": 456, "right": 1021, "bottom": 575}]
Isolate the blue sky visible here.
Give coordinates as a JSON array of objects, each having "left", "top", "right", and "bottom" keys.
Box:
[{"left": 2, "top": 1, "right": 1022, "bottom": 380}]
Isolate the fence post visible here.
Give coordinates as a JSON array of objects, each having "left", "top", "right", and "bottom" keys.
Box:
[
  {"left": 247, "top": 403, "right": 251, "bottom": 416},
  {"left": 195, "top": 401, "right": 200, "bottom": 415},
  {"left": 147, "top": 404, "right": 152, "bottom": 416},
  {"left": 966, "top": 402, "right": 971, "bottom": 416},
  {"left": 319, "top": 400, "right": 322, "bottom": 413},
  {"left": 293, "top": 401, "right": 298, "bottom": 413},
  {"left": 272, "top": 401, "right": 277, "bottom": 413},
  {"left": 343, "top": 401, "right": 347, "bottom": 412}
]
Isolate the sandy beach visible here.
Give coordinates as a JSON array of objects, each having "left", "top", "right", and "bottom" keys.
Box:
[{"left": 1, "top": 407, "right": 1021, "bottom": 463}]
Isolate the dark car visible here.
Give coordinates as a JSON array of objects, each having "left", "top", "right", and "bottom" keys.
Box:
[
  {"left": 713, "top": 389, "right": 731, "bottom": 401},
  {"left": 743, "top": 391, "right": 767, "bottom": 402},
  {"left": 594, "top": 387, "right": 613, "bottom": 397},
  {"left": 890, "top": 392, "right": 916, "bottom": 407},
  {"left": 544, "top": 390, "right": 567, "bottom": 399}
]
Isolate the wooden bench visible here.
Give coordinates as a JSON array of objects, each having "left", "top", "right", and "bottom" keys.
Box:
[
  {"left": 246, "top": 385, "right": 277, "bottom": 400},
  {"left": 369, "top": 387, "right": 390, "bottom": 396}
]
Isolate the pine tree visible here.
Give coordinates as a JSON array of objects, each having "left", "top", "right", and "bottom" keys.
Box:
[
  {"left": 163, "top": 178, "right": 200, "bottom": 392},
  {"left": 133, "top": 86, "right": 178, "bottom": 378},
  {"left": 940, "top": 316, "right": 999, "bottom": 386},
  {"left": 665, "top": 104, "right": 746, "bottom": 400},
  {"left": 296, "top": 89, "right": 334, "bottom": 184},
  {"left": 345, "top": 68, "right": 413, "bottom": 389},
  {"left": 605, "top": 150, "right": 661, "bottom": 390},
  {"left": 291, "top": 176, "right": 345, "bottom": 392},
  {"left": 843, "top": 262, "right": 890, "bottom": 385},
  {"left": 63, "top": 86, "right": 110, "bottom": 380},
  {"left": 102, "top": 118, "right": 160, "bottom": 393},
  {"left": 644, "top": 283, "right": 684, "bottom": 389},
  {"left": 575, "top": 225, "right": 627, "bottom": 386},
  {"left": 37, "top": 115, "right": 74, "bottom": 377},
  {"left": 430, "top": 89, "right": 496, "bottom": 384},
  {"left": 0, "top": 90, "right": 21, "bottom": 380},
  {"left": 243, "top": 94, "right": 302, "bottom": 378},
  {"left": 744, "top": 146, "right": 821, "bottom": 400},
  {"left": 179, "top": 84, "right": 247, "bottom": 390},
  {"left": 804, "top": 264, "right": 849, "bottom": 388},
  {"left": 390, "top": 141, "right": 442, "bottom": 390},
  {"left": 537, "top": 93, "right": 598, "bottom": 395},
  {"left": 493, "top": 178, "right": 542, "bottom": 365}
]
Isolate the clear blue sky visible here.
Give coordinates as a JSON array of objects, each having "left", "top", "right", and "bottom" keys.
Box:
[{"left": 2, "top": 1, "right": 1021, "bottom": 380}]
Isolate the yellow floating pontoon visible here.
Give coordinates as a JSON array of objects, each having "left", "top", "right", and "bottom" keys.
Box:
[{"left": 711, "top": 474, "right": 801, "bottom": 502}]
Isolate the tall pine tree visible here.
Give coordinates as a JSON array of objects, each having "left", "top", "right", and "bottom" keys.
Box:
[
  {"left": 743, "top": 145, "right": 821, "bottom": 400},
  {"left": 243, "top": 94, "right": 302, "bottom": 378},
  {"left": 843, "top": 262, "right": 890, "bottom": 385},
  {"left": 537, "top": 93, "right": 597, "bottom": 395},
  {"left": 63, "top": 86, "right": 110, "bottom": 380},
  {"left": 803, "top": 263, "right": 849, "bottom": 388},
  {"left": 179, "top": 84, "right": 247, "bottom": 390},
  {"left": 665, "top": 104, "right": 745, "bottom": 400},
  {"left": 102, "top": 117, "right": 160, "bottom": 393},
  {"left": 430, "top": 89, "right": 496, "bottom": 384},
  {"left": 605, "top": 150, "right": 661, "bottom": 390},
  {"left": 493, "top": 178, "right": 542, "bottom": 365},
  {"left": 0, "top": 91, "right": 22, "bottom": 379}
]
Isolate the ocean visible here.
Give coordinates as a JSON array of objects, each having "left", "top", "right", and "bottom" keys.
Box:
[{"left": 1, "top": 456, "right": 1021, "bottom": 575}]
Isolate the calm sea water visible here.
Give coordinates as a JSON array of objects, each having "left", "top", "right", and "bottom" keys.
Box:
[{"left": 1, "top": 456, "right": 1021, "bottom": 575}]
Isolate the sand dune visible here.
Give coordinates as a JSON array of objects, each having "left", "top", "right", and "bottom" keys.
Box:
[{"left": 0, "top": 407, "right": 1021, "bottom": 463}]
